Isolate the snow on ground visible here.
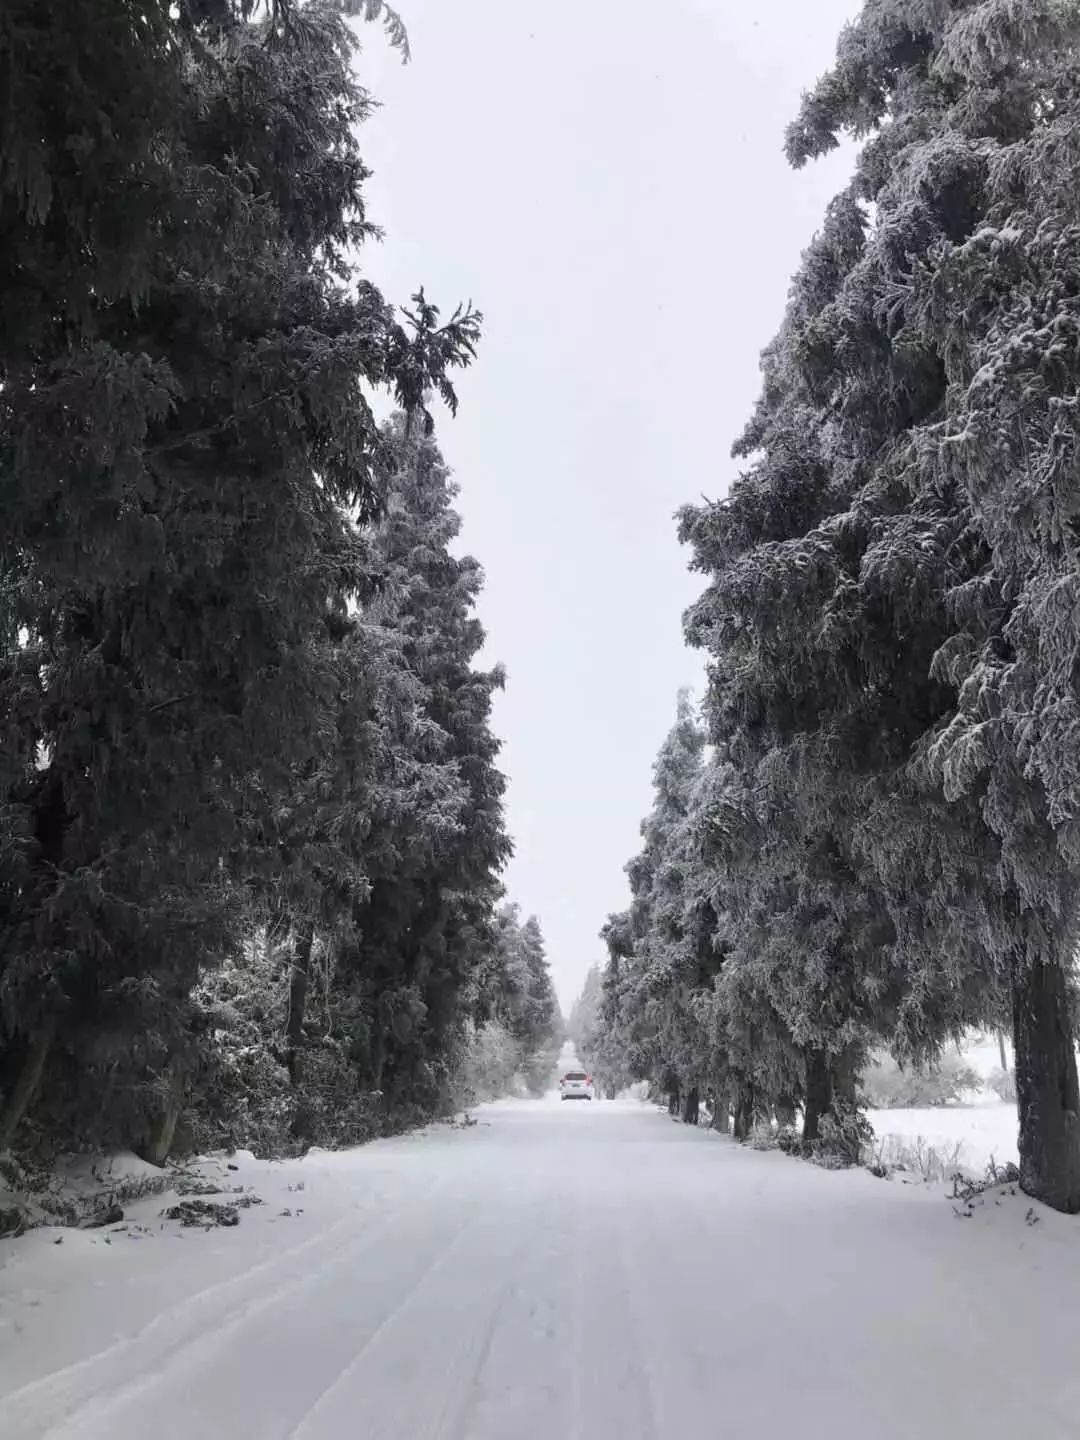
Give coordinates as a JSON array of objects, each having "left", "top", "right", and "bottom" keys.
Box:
[
  {"left": 861, "top": 1030, "right": 1020, "bottom": 1176},
  {"left": 0, "top": 1151, "right": 177, "bottom": 1233},
  {"left": 2, "top": 1094, "right": 1078, "bottom": 1440},
  {"left": 867, "top": 1099, "right": 1020, "bottom": 1175}
]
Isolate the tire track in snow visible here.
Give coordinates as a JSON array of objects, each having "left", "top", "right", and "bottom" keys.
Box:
[
  {"left": 3, "top": 1212, "right": 362, "bottom": 1437},
  {"left": 430, "top": 1160, "right": 566, "bottom": 1440},
  {"left": 609, "top": 1168, "right": 661, "bottom": 1440},
  {"left": 283, "top": 1202, "right": 503, "bottom": 1438},
  {"left": 568, "top": 1196, "right": 586, "bottom": 1440},
  {"left": 416, "top": 1261, "right": 517, "bottom": 1440},
  {"left": 3, "top": 1170, "right": 454, "bottom": 1440},
  {"left": 411, "top": 1160, "right": 583, "bottom": 1440},
  {"left": 625, "top": 1125, "right": 911, "bottom": 1437},
  {"left": 285, "top": 1162, "right": 542, "bottom": 1440},
  {"left": 42, "top": 1199, "right": 475, "bottom": 1440}
]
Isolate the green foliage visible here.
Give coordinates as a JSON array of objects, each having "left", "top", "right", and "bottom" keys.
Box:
[
  {"left": 325, "top": 420, "right": 513, "bottom": 1112},
  {"left": 593, "top": 695, "right": 724, "bottom": 1104},
  {"left": 340, "top": 0, "right": 411, "bottom": 61},
  {"left": 477, "top": 906, "right": 562, "bottom": 1097},
  {"left": 810, "top": 1106, "right": 873, "bottom": 1169},
  {"left": 170, "top": 416, "right": 553, "bottom": 1156},
  {"left": 586, "top": 3, "right": 1080, "bottom": 1206},
  {"left": 0, "top": 0, "right": 514, "bottom": 1164}
]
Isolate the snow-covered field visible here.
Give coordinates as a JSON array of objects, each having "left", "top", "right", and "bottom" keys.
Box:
[
  {"left": 863, "top": 1031, "right": 1020, "bottom": 1175},
  {"left": 868, "top": 1100, "right": 1020, "bottom": 1174},
  {"left": 2, "top": 1093, "right": 1076, "bottom": 1439}
]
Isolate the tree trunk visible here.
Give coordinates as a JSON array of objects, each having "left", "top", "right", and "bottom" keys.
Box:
[
  {"left": 1012, "top": 955, "right": 1080, "bottom": 1213},
  {"left": 710, "top": 1082, "right": 730, "bottom": 1134},
  {"left": 681, "top": 1085, "right": 700, "bottom": 1126},
  {"left": 803, "top": 1048, "right": 832, "bottom": 1145},
  {"left": 286, "top": 924, "right": 315, "bottom": 1085},
  {"left": 667, "top": 1079, "right": 680, "bottom": 1116},
  {"left": 732, "top": 1082, "right": 754, "bottom": 1140},
  {"left": 997, "top": 1029, "right": 1009, "bottom": 1073},
  {"left": 142, "top": 1063, "right": 184, "bottom": 1167},
  {"left": 775, "top": 1093, "right": 796, "bottom": 1129},
  {"left": 0, "top": 1022, "right": 54, "bottom": 1153},
  {"left": 831, "top": 1051, "right": 858, "bottom": 1107}
]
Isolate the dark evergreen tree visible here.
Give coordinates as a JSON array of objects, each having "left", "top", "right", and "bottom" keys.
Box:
[
  {"left": 590, "top": 5, "right": 1080, "bottom": 1204},
  {"left": 569, "top": 964, "right": 610, "bottom": 1087},
  {"left": 475, "top": 904, "right": 561, "bottom": 1094},
  {"left": 0, "top": 2, "right": 478, "bottom": 1157},
  {"left": 777, "top": 0, "right": 1080, "bottom": 1210},
  {"left": 594, "top": 694, "right": 722, "bottom": 1116},
  {"left": 319, "top": 419, "right": 511, "bottom": 1114},
  {"left": 594, "top": 0, "right": 1080, "bottom": 1205}
]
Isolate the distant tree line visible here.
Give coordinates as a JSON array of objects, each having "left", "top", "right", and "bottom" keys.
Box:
[
  {"left": 581, "top": 0, "right": 1080, "bottom": 1213},
  {"left": 0, "top": 0, "right": 559, "bottom": 1164}
]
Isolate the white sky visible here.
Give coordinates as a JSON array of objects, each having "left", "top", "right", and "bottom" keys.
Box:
[{"left": 355, "top": 0, "right": 861, "bottom": 1010}]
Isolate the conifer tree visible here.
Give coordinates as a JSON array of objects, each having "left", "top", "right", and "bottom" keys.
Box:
[
  {"left": 673, "top": 0, "right": 1080, "bottom": 1205},
  {"left": 327, "top": 420, "right": 511, "bottom": 1112},
  {"left": 590, "top": 4, "right": 1080, "bottom": 1205},
  {"left": 597, "top": 694, "right": 716, "bottom": 1114},
  {"left": 0, "top": 2, "right": 478, "bottom": 1154},
  {"left": 782, "top": 0, "right": 1080, "bottom": 1210}
]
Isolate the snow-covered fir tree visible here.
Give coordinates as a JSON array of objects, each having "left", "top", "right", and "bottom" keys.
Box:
[
  {"left": 0, "top": 1, "right": 515, "bottom": 1162},
  {"left": 589, "top": 1, "right": 1080, "bottom": 1209}
]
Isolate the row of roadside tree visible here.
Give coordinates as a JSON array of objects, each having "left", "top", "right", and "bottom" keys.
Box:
[
  {"left": 0, "top": 0, "right": 559, "bottom": 1170},
  {"left": 575, "top": 0, "right": 1080, "bottom": 1213}
]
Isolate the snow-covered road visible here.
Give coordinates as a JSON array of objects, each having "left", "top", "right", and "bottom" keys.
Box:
[{"left": 3, "top": 1096, "right": 1079, "bottom": 1439}]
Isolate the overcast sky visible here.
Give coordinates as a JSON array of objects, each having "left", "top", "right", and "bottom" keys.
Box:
[{"left": 355, "top": 0, "right": 861, "bottom": 1010}]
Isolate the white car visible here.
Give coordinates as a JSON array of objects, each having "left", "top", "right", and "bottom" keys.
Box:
[{"left": 560, "top": 1070, "right": 594, "bottom": 1101}]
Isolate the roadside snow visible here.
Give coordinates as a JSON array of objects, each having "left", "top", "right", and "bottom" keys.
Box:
[
  {"left": 861, "top": 1031, "right": 1020, "bottom": 1176},
  {"left": 0, "top": 1150, "right": 180, "bottom": 1234},
  {"left": 2, "top": 1096, "right": 1077, "bottom": 1439},
  {"left": 50, "top": 1153, "right": 166, "bottom": 1189},
  {"left": 868, "top": 1100, "right": 1020, "bottom": 1174}
]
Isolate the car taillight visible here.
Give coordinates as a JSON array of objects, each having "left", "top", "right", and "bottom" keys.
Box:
[{"left": 586, "top": 1076, "right": 592, "bottom": 1085}]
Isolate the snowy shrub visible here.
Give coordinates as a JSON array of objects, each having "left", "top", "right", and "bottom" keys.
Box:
[
  {"left": 809, "top": 1106, "right": 873, "bottom": 1169},
  {"left": 287, "top": 1042, "right": 384, "bottom": 1150},
  {"left": 776, "top": 1126, "right": 802, "bottom": 1156},
  {"left": 865, "top": 1134, "right": 966, "bottom": 1183},
  {"left": 449, "top": 1021, "right": 521, "bottom": 1107},
  {"left": 987, "top": 1067, "right": 1017, "bottom": 1103},
  {"left": 186, "top": 1038, "right": 294, "bottom": 1159},
  {"left": 747, "top": 1121, "right": 781, "bottom": 1151},
  {"left": 860, "top": 1051, "right": 982, "bottom": 1109},
  {"left": 186, "top": 952, "right": 394, "bottom": 1159},
  {"left": 747, "top": 1120, "right": 801, "bottom": 1152},
  {"left": 951, "top": 1159, "right": 1022, "bottom": 1203},
  {"left": 521, "top": 1040, "right": 561, "bottom": 1097},
  {"left": 445, "top": 1023, "right": 562, "bottom": 1109},
  {"left": 0, "top": 1206, "right": 24, "bottom": 1237}
]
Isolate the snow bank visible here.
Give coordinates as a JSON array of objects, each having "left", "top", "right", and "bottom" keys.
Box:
[{"left": 0, "top": 1150, "right": 180, "bottom": 1236}]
